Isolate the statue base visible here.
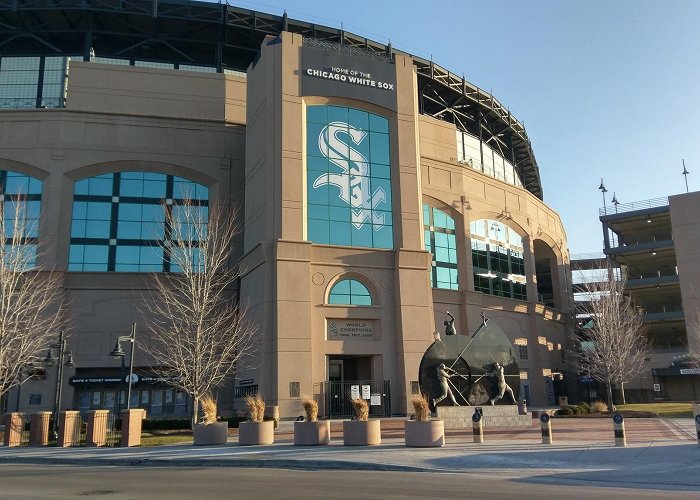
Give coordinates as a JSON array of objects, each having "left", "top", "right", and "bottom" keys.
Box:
[{"left": 436, "top": 405, "right": 530, "bottom": 428}]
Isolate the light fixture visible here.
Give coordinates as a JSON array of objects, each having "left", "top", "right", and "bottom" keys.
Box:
[
  {"left": 110, "top": 340, "right": 126, "bottom": 358},
  {"left": 651, "top": 249, "right": 657, "bottom": 256},
  {"left": 646, "top": 217, "right": 652, "bottom": 223}
]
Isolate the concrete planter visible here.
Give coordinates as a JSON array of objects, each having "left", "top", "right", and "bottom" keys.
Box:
[
  {"left": 404, "top": 419, "right": 444, "bottom": 447},
  {"left": 294, "top": 420, "right": 330, "bottom": 446},
  {"left": 343, "top": 419, "right": 381, "bottom": 446},
  {"left": 238, "top": 420, "right": 274, "bottom": 446},
  {"left": 193, "top": 422, "right": 228, "bottom": 446}
]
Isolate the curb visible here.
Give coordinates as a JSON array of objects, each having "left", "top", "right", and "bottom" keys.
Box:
[{"left": 0, "top": 455, "right": 433, "bottom": 473}]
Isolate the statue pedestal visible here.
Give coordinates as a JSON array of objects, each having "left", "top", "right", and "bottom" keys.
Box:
[{"left": 437, "top": 405, "right": 530, "bottom": 428}]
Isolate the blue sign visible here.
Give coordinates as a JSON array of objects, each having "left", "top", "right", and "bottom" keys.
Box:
[
  {"left": 613, "top": 412, "right": 624, "bottom": 424},
  {"left": 540, "top": 413, "right": 550, "bottom": 423},
  {"left": 307, "top": 105, "right": 393, "bottom": 249}
]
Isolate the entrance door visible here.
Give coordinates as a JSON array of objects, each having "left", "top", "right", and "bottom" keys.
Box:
[{"left": 329, "top": 360, "right": 343, "bottom": 383}]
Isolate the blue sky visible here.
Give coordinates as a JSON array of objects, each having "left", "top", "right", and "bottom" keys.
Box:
[{"left": 232, "top": 0, "right": 699, "bottom": 255}]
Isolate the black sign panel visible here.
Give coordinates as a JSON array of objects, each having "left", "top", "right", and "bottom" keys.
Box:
[{"left": 301, "top": 46, "right": 397, "bottom": 112}]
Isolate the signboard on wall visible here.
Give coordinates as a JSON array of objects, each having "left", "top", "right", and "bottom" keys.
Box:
[
  {"left": 327, "top": 320, "right": 378, "bottom": 340},
  {"left": 301, "top": 46, "right": 397, "bottom": 112}
]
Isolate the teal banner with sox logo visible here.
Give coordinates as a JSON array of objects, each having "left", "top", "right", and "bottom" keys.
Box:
[{"left": 307, "top": 105, "right": 393, "bottom": 249}]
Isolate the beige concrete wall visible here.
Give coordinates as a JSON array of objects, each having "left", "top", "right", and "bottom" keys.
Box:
[
  {"left": 670, "top": 191, "right": 700, "bottom": 353},
  {"left": 1, "top": 63, "right": 245, "bottom": 415},
  {"left": 67, "top": 62, "right": 247, "bottom": 124}
]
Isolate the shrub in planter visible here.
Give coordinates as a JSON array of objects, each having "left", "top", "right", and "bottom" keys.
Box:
[
  {"left": 557, "top": 407, "right": 573, "bottom": 416},
  {"left": 193, "top": 394, "right": 228, "bottom": 446},
  {"left": 239, "top": 394, "right": 274, "bottom": 446},
  {"left": 405, "top": 394, "right": 444, "bottom": 448},
  {"left": 343, "top": 398, "right": 380, "bottom": 446},
  {"left": 577, "top": 402, "right": 591, "bottom": 414},
  {"left": 294, "top": 396, "right": 330, "bottom": 446},
  {"left": 591, "top": 401, "right": 609, "bottom": 414}
]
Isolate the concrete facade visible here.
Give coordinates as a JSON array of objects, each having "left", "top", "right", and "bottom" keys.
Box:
[{"left": 3, "top": 32, "right": 571, "bottom": 420}]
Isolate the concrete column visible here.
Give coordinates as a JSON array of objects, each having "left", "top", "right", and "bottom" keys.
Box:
[
  {"left": 86, "top": 410, "right": 110, "bottom": 447},
  {"left": 29, "top": 412, "right": 52, "bottom": 446},
  {"left": 3, "top": 413, "right": 25, "bottom": 447},
  {"left": 57, "top": 411, "right": 80, "bottom": 447},
  {"left": 120, "top": 409, "right": 145, "bottom": 447}
]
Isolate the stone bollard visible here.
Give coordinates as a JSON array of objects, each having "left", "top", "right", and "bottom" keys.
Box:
[
  {"left": 3, "top": 413, "right": 25, "bottom": 447},
  {"left": 86, "top": 410, "right": 110, "bottom": 447},
  {"left": 264, "top": 405, "right": 280, "bottom": 430},
  {"left": 29, "top": 412, "right": 52, "bottom": 446},
  {"left": 694, "top": 415, "right": 700, "bottom": 447},
  {"left": 613, "top": 412, "right": 626, "bottom": 447},
  {"left": 58, "top": 411, "right": 81, "bottom": 447},
  {"left": 472, "top": 409, "right": 484, "bottom": 443},
  {"left": 518, "top": 399, "right": 528, "bottom": 415},
  {"left": 120, "top": 409, "right": 145, "bottom": 447},
  {"left": 540, "top": 413, "right": 552, "bottom": 444}
]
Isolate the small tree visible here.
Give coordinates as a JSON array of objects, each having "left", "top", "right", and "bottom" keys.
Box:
[
  {"left": 0, "top": 196, "right": 66, "bottom": 403},
  {"left": 573, "top": 263, "right": 650, "bottom": 408},
  {"left": 142, "top": 200, "right": 256, "bottom": 427}
]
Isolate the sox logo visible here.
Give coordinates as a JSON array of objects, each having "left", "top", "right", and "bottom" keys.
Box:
[{"left": 312, "top": 121, "right": 387, "bottom": 230}]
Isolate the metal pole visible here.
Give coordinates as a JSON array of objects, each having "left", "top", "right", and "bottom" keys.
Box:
[
  {"left": 126, "top": 323, "right": 136, "bottom": 410},
  {"left": 52, "top": 330, "right": 65, "bottom": 440}
]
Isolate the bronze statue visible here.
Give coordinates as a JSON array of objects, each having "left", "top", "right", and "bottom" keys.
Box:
[
  {"left": 444, "top": 311, "right": 456, "bottom": 336},
  {"left": 488, "top": 362, "right": 516, "bottom": 405},
  {"left": 432, "top": 363, "right": 461, "bottom": 407}
]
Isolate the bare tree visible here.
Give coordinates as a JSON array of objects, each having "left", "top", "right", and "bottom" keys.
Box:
[
  {"left": 142, "top": 200, "right": 256, "bottom": 426},
  {"left": 573, "top": 263, "right": 650, "bottom": 408},
  {"left": 0, "top": 196, "right": 66, "bottom": 403}
]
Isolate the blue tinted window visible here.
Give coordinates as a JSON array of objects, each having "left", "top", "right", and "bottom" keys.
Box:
[
  {"left": 328, "top": 279, "right": 372, "bottom": 305},
  {"left": 1, "top": 169, "right": 42, "bottom": 269},
  {"left": 424, "top": 204, "right": 458, "bottom": 290},
  {"left": 69, "top": 171, "right": 208, "bottom": 272},
  {"left": 307, "top": 105, "right": 393, "bottom": 249}
]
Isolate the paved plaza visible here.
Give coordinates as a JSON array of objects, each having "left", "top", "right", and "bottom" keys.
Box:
[{"left": 1, "top": 417, "right": 699, "bottom": 491}]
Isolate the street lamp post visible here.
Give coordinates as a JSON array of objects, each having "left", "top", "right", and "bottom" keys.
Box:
[
  {"left": 110, "top": 323, "right": 137, "bottom": 411},
  {"left": 598, "top": 178, "right": 608, "bottom": 215},
  {"left": 43, "top": 330, "right": 74, "bottom": 441}
]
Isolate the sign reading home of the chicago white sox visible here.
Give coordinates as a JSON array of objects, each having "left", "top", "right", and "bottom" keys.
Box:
[
  {"left": 327, "top": 320, "right": 378, "bottom": 340},
  {"left": 301, "top": 46, "right": 397, "bottom": 112}
]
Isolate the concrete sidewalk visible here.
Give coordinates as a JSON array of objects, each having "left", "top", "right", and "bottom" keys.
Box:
[{"left": 1, "top": 418, "right": 699, "bottom": 490}]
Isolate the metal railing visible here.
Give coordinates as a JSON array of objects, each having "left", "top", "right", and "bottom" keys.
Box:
[
  {"left": 321, "top": 380, "right": 391, "bottom": 418},
  {"left": 302, "top": 38, "right": 392, "bottom": 62},
  {"left": 599, "top": 197, "right": 669, "bottom": 217}
]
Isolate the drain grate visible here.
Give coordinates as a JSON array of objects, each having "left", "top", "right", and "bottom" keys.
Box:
[{"left": 79, "top": 490, "right": 117, "bottom": 496}]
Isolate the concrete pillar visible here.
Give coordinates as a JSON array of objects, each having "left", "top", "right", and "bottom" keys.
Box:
[
  {"left": 86, "top": 410, "right": 110, "bottom": 447},
  {"left": 3, "top": 413, "right": 25, "bottom": 447},
  {"left": 120, "top": 409, "right": 145, "bottom": 447},
  {"left": 29, "top": 412, "right": 52, "bottom": 446},
  {"left": 57, "top": 411, "right": 81, "bottom": 447}
]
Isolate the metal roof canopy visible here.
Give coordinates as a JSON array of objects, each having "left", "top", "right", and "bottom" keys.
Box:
[{"left": 0, "top": 0, "right": 543, "bottom": 199}]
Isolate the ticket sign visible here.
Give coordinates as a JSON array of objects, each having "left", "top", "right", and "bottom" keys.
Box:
[
  {"left": 370, "top": 394, "right": 381, "bottom": 406},
  {"left": 350, "top": 385, "right": 360, "bottom": 400},
  {"left": 362, "top": 385, "right": 371, "bottom": 399}
]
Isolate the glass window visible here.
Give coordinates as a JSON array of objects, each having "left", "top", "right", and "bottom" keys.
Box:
[
  {"left": 306, "top": 105, "right": 393, "bottom": 249},
  {"left": 69, "top": 171, "right": 208, "bottom": 272},
  {"left": 1, "top": 169, "right": 42, "bottom": 269},
  {"left": 470, "top": 219, "right": 527, "bottom": 301},
  {"left": 328, "top": 278, "right": 372, "bottom": 306},
  {"left": 424, "top": 204, "right": 458, "bottom": 290}
]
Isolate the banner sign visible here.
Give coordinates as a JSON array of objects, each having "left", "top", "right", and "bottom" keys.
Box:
[{"left": 302, "top": 46, "right": 397, "bottom": 112}]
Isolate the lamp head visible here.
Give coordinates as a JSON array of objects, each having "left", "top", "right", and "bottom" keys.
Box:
[
  {"left": 43, "top": 349, "right": 55, "bottom": 367},
  {"left": 110, "top": 340, "right": 125, "bottom": 358},
  {"left": 65, "top": 353, "right": 74, "bottom": 367}
]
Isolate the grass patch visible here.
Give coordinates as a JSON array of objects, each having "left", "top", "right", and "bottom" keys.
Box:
[
  {"left": 140, "top": 432, "right": 193, "bottom": 447},
  {"left": 616, "top": 403, "right": 693, "bottom": 418}
]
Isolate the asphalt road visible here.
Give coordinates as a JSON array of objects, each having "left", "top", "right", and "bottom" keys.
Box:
[{"left": 0, "top": 465, "right": 698, "bottom": 499}]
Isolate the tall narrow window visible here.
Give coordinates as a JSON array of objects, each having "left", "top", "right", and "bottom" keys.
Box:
[
  {"left": 68, "top": 172, "right": 208, "bottom": 272},
  {"left": 1, "top": 169, "right": 42, "bottom": 268},
  {"left": 423, "top": 204, "right": 458, "bottom": 290}
]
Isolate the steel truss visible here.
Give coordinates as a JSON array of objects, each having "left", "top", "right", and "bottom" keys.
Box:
[{"left": 0, "top": 0, "right": 542, "bottom": 198}]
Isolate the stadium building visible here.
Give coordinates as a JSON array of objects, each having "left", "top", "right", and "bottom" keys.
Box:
[{"left": 1, "top": 0, "right": 571, "bottom": 418}]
